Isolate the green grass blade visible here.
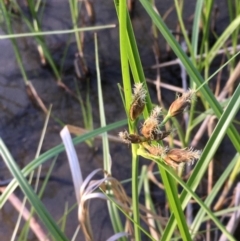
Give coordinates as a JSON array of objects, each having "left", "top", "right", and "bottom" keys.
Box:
[
  {"left": 0, "top": 140, "right": 68, "bottom": 241},
  {"left": 0, "top": 119, "right": 127, "bottom": 207},
  {"left": 114, "top": 0, "right": 151, "bottom": 116},
  {"left": 105, "top": 194, "right": 157, "bottom": 241},
  {"left": 191, "top": 153, "right": 240, "bottom": 237},
  {"left": 0, "top": 25, "right": 116, "bottom": 39},
  {"left": 95, "top": 33, "right": 111, "bottom": 173},
  {"left": 117, "top": 1, "right": 142, "bottom": 240},
  {"left": 125, "top": 11, "right": 152, "bottom": 116},
  {"left": 191, "top": 0, "right": 204, "bottom": 56},
  {"left": 116, "top": 2, "right": 194, "bottom": 239},
  {"left": 139, "top": 1, "right": 239, "bottom": 239},
  {"left": 139, "top": 0, "right": 240, "bottom": 152},
  {"left": 117, "top": 0, "right": 132, "bottom": 116},
  {"left": 161, "top": 83, "right": 240, "bottom": 240},
  {"left": 198, "top": 0, "right": 214, "bottom": 56},
  {"left": 95, "top": 33, "right": 125, "bottom": 239},
  {"left": 158, "top": 166, "right": 192, "bottom": 241},
  {"left": 142, "top": 166, "right": 164, "bottom": 236},
  {"left": 174, "top": 0, "right": 193, "bottom": 57},
  {"left": 206, "top": 15, "right": 240, "bottom": 64},
  {"left": 19, "top": 156, "right": 58, "bottom": 241},
  {"left": 0, "top": 2, "right": 28, "bottom": 84},
  {"left": 8, "top": 1, "right": 61, "bottom": 81},
  {"left": 137, "top": 149, "right": 236, "bottom": 241}
]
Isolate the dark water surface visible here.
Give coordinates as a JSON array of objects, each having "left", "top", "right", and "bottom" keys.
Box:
[{"left": 0, "top": 0, "right": 232, "bottom": 240}]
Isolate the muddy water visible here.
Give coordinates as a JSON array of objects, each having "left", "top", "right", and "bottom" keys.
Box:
[{"left": 0, "top": 0, "right": 231, "bottom": 240}]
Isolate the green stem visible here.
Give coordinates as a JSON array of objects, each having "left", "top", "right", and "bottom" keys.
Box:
[
  {"left": 1, "top": 2, "right": 28, "bottom": 84},
  {"left": 118, "top": 0, "right": 141, "bottom": 239},
  {"left": 132, "top": 144, "right": 141, "bottom": 240}
]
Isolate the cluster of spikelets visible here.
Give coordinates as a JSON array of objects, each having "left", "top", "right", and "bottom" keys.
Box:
[{"left": 119, "top": 83, "right": 201, "bottom": 168}]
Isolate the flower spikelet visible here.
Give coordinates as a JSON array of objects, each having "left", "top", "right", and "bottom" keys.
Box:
[
  {"left": 151, "top": 106, "right": 162, "bottom": 118},
  {"left": 129, "top": 83, "right": 147, "bottom": 121},
  {"left": 143, "top": 143, "right": 164, "bottom": 156},
  {"left": 168, "top": 89, "right": 196, "bottom": 117},
  {"left": 119, "top": 131, "right": 146, "bottom": 144},
  {"left": 119, "top": 131, "right": 131, "bottom": 144},
  {"left": 141, "top": 117, "right": 158, "bottom": 140},
  {"left": 152, "top": 130, "right": 172, "bottom": 141},
  {"left": 141, "top": 106, "right": 162, "bottom": 140},
  {"left": 161, "top": 147, "right": 201, "bottom": 168}
]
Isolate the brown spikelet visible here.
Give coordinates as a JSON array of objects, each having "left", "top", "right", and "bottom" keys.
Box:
[
  {"left": 151, "top": 130, "right": 172, "bottom": 141},
  {"left": 128, "top": 134, "right": 145, "bottom": 143},
  {"left": 129, "top": 83, "right": 146, "bottom": 121},
  {"left": 119, "top": 131, "right": 131, "bottom": 144},
  {"left": 168, "top": 89, "right": 196, "bottom": 117},
  {"left": 119, "top": 131, "right": 146, "bottom": 144},
  {"left": 162, "top": 147, "right": 201, "bottom": 168},
  {"left": 141, "top": 117, "right": 158, "bottom": 139},
  {"left": 142, "top": 143, "right": 164, "bottom": 156},
  {"left": 141, "top": 106, "right": 162, "bottom": 140}
]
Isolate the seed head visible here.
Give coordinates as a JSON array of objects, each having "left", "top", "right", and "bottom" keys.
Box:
[
  {"left": 161, "top": 147, "right": 201, "bottom": 168},
  {"left": 119, "top": 131, "right": 131, "bottom": 144},
  {"left": 143, "top": 143, "right": 164, "bottom": 156},
  {"left": 151, "top": 106, "right": 162, "bottom": 118},
  {"left": 119, "top": 131, "right": 146, "bottom": 144},
  {"left": 129, "top": 83, "right": 147, "bottom": 121},
  {"left": 152, "top": 130, "right": 172, "bottom": 141},
  {"left": 141, "top": 106, "right": 162, "bottom": 140},
  {"left": 141, "top": 116, "right": 158, "bottom": 139},
  {"left": 168, "top": 89, "right": 196, "bottom": 117}
]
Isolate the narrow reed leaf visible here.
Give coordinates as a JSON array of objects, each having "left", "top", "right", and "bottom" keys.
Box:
[
  {"left": 0, "top": 139, "right": 68, "bottom": 241},
  {"left": 94, "top": 33, "right": 125, "bottom": 238},
  {"left": 0, "top": 1, "right": 28, "bottom": 83},
  {"left": 191, "top": 0, "right": 204, "bottom": 56},
  {"left": 157, "top": 166, "right": 192, "bottom": 241},
  {"left": 161, "top": 83, "right": 240, "bottom": 240},
  {"left": 206, "top": 16, "right": 240, "bottom": 64},
  {"left": 117, "top": 1, "right": 142, "bottom": 240},
  {"left": 0, "top": 25, "right": 116, "bottom": 39},
  {"left": 0, "top": 119, "right": 127, "bottom": 207},
  {"left": 191, "top": 153, "right": 240, "bottom": 238},
  {"left": 139, "top": 0, "right": 240, "bottom": 152},
  {"left": 114, "top": 0, "right": 152, "bottom": 117},
  {"left": 137, "top": 148, "right": 236, "bottom": 241}
]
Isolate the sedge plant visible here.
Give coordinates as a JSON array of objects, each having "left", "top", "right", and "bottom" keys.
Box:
[
  {"left": 115, "top": 0, "right": 240, "bottom": 240},
  {"left": 0, "top": 1, "right": 240, "bottom": 240}
]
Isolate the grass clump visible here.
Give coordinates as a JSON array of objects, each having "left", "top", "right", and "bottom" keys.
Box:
[{"left": 0, "top": 1, "right": 240, "bottom": 241}]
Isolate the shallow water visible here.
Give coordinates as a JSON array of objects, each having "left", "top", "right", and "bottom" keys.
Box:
[{"left": 0, "top": 0, "right": 233, "bottom": 240}]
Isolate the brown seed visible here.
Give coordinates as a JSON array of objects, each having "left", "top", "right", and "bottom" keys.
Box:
[
  {"left": 152, "top": 130, "right": 172, "bottom": 141},
  {"left": 128, "top": 134, "right": 145, "bottom": 143},
  {"left": 119, "top": 131, "right": 146, "bottom": 144},
  {"left": 130, "top": 98, "right": 145, "bottom": 121},
  {"left": 141, "top": 106, "right": 162, "bottom": 139},
  {"left": 129, "top": 83, "right": 146, "bottom": 121},
  {"left": 162, "top": 147, "right": 201, "bottom": 167},
  {"left": 141, "top": 117, "right": 158, "bottom": 140},
  {"left": 168, "top": 90, "right": 195, "bottom": 117},
  {"left": 143, "top": 143, "right": 164, "bottom": 156},
  {"left": 119, "top": 131, "right": 131, "bottom": 144}
]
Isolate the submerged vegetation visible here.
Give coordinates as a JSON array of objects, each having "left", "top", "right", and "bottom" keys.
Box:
[{"left": 0, "top": 0, "right": 240, "bottom": 241}]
